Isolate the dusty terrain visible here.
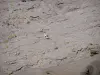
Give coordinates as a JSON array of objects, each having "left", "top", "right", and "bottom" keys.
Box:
[{"left": 0, "top": 0, "right": 100, "bottom": 75}]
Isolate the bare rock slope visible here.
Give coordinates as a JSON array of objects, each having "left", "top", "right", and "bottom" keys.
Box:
[{"left": 0, "top": 0, "right": 100, "bottom": 75}]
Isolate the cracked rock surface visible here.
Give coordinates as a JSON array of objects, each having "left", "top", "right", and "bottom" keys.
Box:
[{"left": 0, "top": 0, "right": 100, "bottom": 75}]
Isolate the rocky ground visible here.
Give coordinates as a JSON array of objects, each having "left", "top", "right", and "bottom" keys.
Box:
[{"left": 0, "top": 0, "right": 100, "bottom": 75}]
